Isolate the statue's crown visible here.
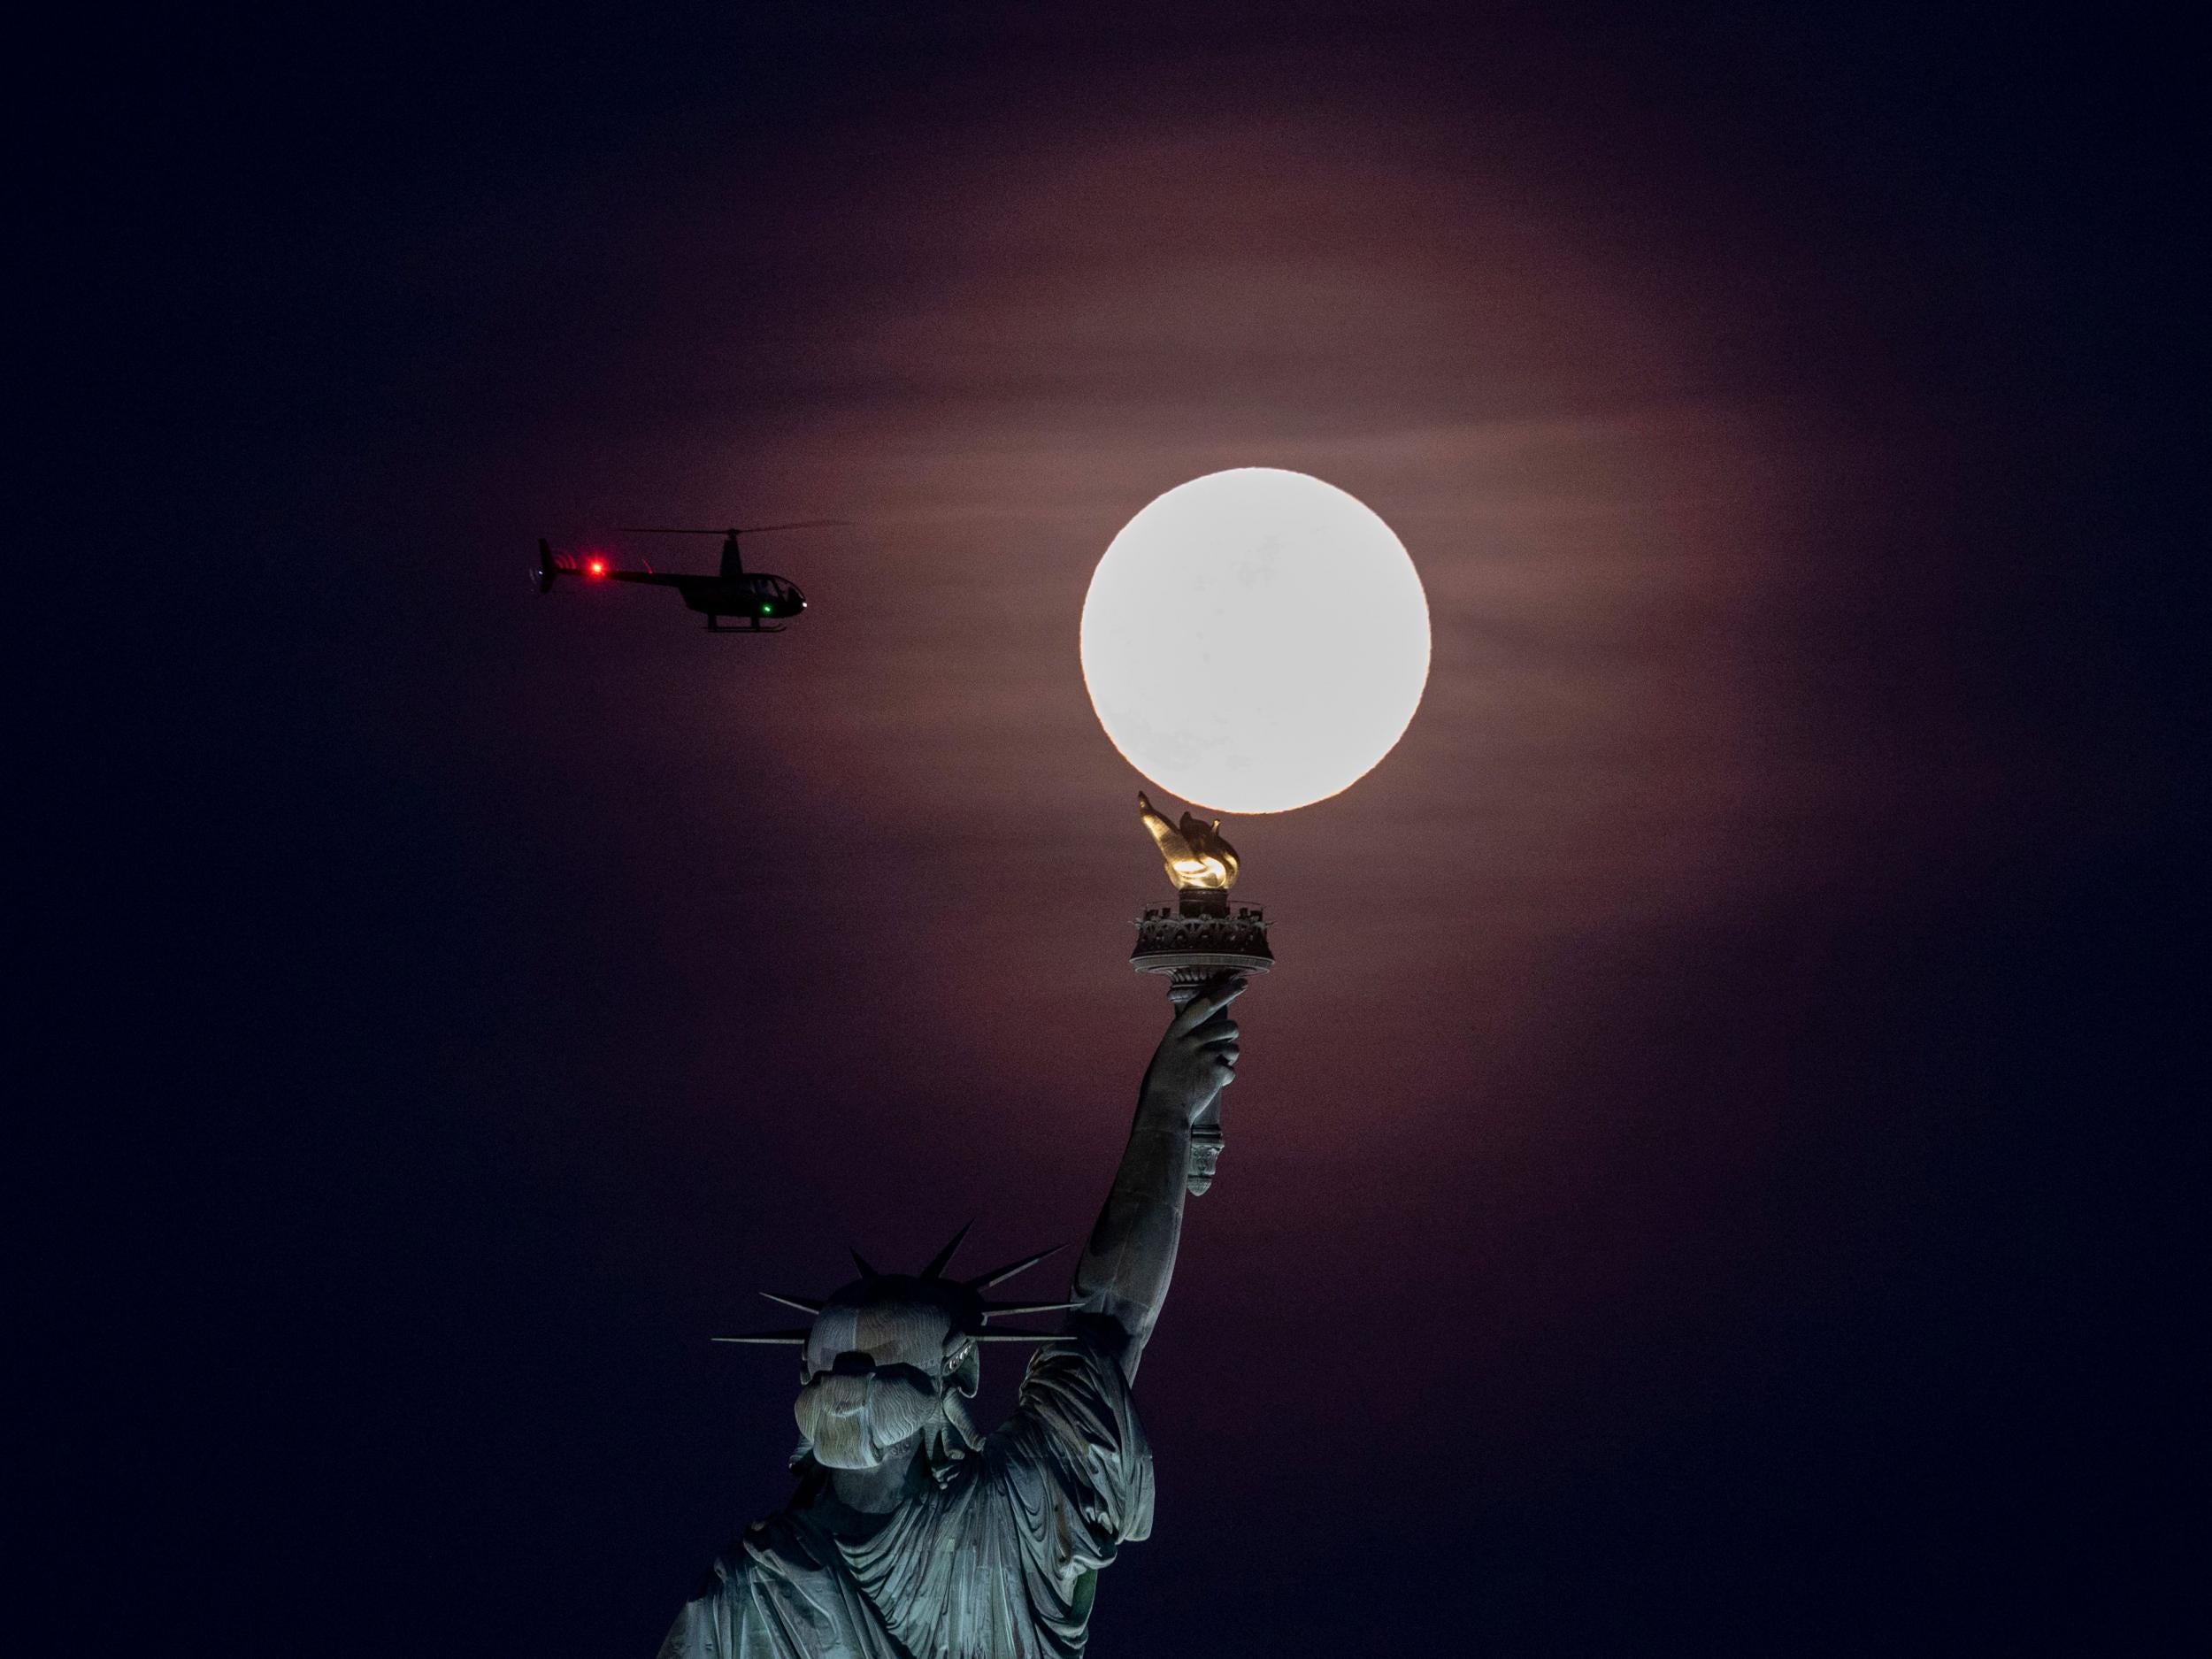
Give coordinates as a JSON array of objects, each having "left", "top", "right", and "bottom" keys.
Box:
[{"left": 713, "top": 1223, "right": 1078, "bottom": 1349}]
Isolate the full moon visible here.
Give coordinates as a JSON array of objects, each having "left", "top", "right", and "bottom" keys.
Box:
[{"left": 1080, "top": 468, "right": 1431, "bottom": 814}]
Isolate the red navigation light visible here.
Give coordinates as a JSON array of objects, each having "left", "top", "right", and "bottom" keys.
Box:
[{"left": 587, "top": 558, "right": 607, "bottom": 578}]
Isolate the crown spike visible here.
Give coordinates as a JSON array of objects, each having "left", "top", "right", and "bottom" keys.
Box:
[
  {"left": 712, "top": 1330, "right": 810, "bottom": 1345},
  {"left": 979, "top": 1298, "right": 1085, "bottom": 1321},
  {"left": 849, "top": 1248, "right": 879, "bottom": 1279},
  {"left": 964, "top": 1244, "right": 1064, "bottom": 1290},
  {"left": 921, "top": 1219, "right": 974, "bottom": 1279},
  {"left": 759, "top": 1291, "right": 825, "bottom": 1315}
]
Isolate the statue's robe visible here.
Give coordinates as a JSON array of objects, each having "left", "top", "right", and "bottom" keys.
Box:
[{"left": 658, "top": 1333, "right": 1153, "bottom": 1659}]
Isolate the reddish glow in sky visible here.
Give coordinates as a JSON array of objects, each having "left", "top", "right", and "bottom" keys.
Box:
[{"left": 77, "top": 9, "right": 2194, "bottom": 1655}]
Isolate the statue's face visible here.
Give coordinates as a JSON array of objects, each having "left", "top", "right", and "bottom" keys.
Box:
[{"left": 793, "top": 1292, "right": 969, "bottom": 1471}]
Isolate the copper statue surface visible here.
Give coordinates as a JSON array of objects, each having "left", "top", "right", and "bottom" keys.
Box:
[{"left": 657, "top": 978, "right": 1246, "bottom": 1659}]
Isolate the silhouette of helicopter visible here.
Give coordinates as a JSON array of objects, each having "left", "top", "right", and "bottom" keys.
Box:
[{"left": 533, "top": 520, "right": 841, "bottom": 633}]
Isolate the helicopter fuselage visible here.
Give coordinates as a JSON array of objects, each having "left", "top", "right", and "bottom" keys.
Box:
[{"left": 650, "top": 571, "right": 807, "bottom": 622}]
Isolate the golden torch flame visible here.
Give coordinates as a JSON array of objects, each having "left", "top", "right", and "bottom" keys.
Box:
[{"left": 1137, "top": 792, "right": 1240, "bottom": 890}]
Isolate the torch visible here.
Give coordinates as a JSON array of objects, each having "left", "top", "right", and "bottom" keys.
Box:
[{"left": 1128, "top": 794, "right": 1272, "bottom": 1194}]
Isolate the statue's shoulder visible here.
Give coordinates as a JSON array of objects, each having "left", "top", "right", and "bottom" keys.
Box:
[
  {"left": 693, "top": 1501, "right": 833, "bottom": 1595},
  {"left": 1005, "top": 1327, "right": 1140, "bottom": 1436},
  {"left": 967, "top": 1330, "right": 1150, "bottom": 1510},
  {"left": 664, "top": 1500, "right": 908, "bottom": 1659}
]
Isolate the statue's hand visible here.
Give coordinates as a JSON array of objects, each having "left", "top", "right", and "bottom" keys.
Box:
[{"left": 1140, "top": 975, "right": 1246, "bottom": 1125}]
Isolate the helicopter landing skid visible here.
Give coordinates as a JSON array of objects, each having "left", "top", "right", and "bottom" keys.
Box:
[{"left": 706, "top": 618, "right": 785, "bottom": 634}]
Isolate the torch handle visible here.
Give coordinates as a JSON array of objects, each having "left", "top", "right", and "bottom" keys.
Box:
[
  {"left": 1167, "top": 971, "right": 1226, "bottom": 1196},
  {"left": 1186, "top": 1110, "right": 1224, "bottom": 1196}
]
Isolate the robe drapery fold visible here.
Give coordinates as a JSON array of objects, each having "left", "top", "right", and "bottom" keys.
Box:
[{"left": 657, "top": 1332, "right": 1153, "bottom": 1659}]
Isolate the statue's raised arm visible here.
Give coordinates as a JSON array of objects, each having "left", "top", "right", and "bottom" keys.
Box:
[
  {"left": 1071, "top": 973, "right": 1246, "bottom": 1381},
  {"left": 656, "top": 979, "right": 1243, "bottom": 1658}
]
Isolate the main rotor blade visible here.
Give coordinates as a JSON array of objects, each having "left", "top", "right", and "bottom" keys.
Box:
[{"left": 613, "top": 520, "right": 848, "bottom": 535}]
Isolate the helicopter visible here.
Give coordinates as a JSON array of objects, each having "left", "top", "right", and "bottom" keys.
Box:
[{"left": 533, "top": 520, "right": 841, "bottom": 633}]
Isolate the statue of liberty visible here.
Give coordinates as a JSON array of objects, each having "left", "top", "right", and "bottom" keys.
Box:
[{"left": 657, "top": 974, "right": 1246, "bottom": 1658}]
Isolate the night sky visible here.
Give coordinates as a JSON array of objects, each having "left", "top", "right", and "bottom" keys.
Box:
[{"left": 38, "top": 5, "right": 2201, "bottom": 1653}]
